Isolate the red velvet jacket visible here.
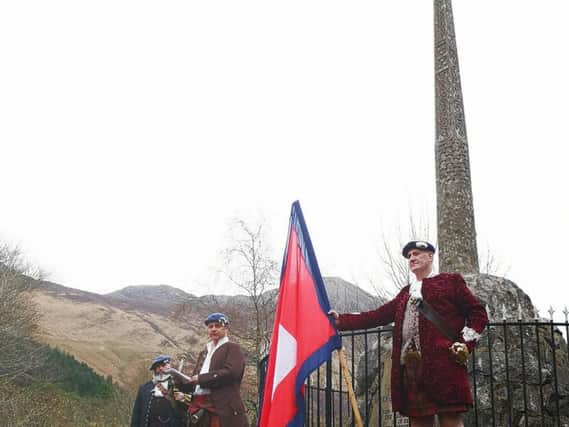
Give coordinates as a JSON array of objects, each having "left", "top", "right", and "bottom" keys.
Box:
[{"left": 337, "top": 273, "right": 488, "bottom": 413}]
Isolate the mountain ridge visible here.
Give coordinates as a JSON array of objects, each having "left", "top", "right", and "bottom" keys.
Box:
[{"left": 31, "top": 277, "right": 381, "bottom": 389}]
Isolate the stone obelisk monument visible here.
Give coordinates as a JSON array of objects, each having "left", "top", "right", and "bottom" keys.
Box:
[
  {"left": 369, "top": 4, "right": 566, "bottom": 426},
  {"left": 434, "top": 0, "right": 479, "bottom": 274}
]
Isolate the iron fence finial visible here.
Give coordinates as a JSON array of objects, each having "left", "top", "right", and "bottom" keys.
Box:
[{"left": 548, "top": 306, "right": 555, "bottom": 321}]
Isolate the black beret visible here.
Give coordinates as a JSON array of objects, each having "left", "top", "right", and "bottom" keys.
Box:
[
  {"left": 205, "top": 312, "right": 229, "bottom": 326},
  {"left": 149, "top": 354, "right": 171, "bottom": 371},
  {"left": 402, "top": 241, "right": 435, "bottom": 258}
]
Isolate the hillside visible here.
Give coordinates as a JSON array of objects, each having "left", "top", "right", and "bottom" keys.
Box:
[{"left": 33, "top": 282, "right": 206, "bottom": 388}]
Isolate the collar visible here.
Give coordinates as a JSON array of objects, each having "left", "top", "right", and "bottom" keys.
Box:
[
  {"left": 151, "top": 378, "right": 171, "bottom": 397},
  {"left": 409, "top": 270, "right": 435, "bottom": 301},
  {"left": 207, "top": 335, "right": 229, "bottom": 352}
]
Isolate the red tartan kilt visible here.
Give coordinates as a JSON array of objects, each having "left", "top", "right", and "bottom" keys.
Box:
[
  {"left": 188, "top": 394, "right": 221, "bottom": 427},
  {"left": 401, "top": 359, "right": 468, "bottom": 417}
]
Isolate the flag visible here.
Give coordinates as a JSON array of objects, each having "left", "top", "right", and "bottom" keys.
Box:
[{"left": 259, "top": 201, "right": 341, "bottom": 427}]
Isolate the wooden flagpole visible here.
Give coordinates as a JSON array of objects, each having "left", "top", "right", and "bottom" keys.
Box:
[{"left": 337, "top": 348, "right": 363, "bottom": 427}]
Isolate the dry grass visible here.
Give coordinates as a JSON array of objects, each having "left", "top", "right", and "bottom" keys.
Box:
[{"left": 32, "top": 291, "right": 207, "bottom": 389}]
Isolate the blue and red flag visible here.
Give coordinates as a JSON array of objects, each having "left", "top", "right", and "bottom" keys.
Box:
[{"left": 259, "top": 201, "right": 341, "bottom": 427}]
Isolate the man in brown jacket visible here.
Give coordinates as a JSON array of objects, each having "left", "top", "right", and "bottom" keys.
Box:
[{"left": 186, "top": 313, "right": 248, "bottom": 427}]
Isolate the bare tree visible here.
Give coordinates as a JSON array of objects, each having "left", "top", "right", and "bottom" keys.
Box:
[
  {"left": 479, "top": 245, "right": 510, "bottom": 277},
  {"left": 221, "top": 218, "right": 279, "bottom": 361},
  {"left": 0, "top": 242, "right": 50, "bottom": 425},
  {"left": 0, "top": 242, "right": 45, "bottom": 381},
  {"left": 219, "top": 218, "right": 279, "bottom": 420}
]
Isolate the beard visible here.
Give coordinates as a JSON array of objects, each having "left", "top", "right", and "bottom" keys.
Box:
[{"left": 152, "top": 373, "right": 172, "bottom": 384}]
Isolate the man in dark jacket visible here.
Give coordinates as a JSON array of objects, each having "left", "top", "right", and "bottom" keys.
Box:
[
  {"left": 131, "top": 355, "right": 189, "bottom": 427},
  {"left": 186, "top": 312, "right": 249, "bottom": 427},
  {"left": 330, "top": 241, "right": 488, "bottom": 427}
]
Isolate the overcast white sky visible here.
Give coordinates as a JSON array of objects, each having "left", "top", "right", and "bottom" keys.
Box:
[{"left": 1, "top": 1, "right": 568, "bottom": 319}]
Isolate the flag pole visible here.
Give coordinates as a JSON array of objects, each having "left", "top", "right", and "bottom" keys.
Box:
[{"left": 337, "top": 348, "right": 363, "bottom": 427}]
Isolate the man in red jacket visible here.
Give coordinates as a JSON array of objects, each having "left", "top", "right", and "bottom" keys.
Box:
[{"left": 330, "top": 241, "right": 488, "bottom": 427}]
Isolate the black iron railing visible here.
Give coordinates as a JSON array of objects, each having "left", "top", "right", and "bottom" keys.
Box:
[{"left": 258, "top": 319, "right": 569, "bottom": 426}]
